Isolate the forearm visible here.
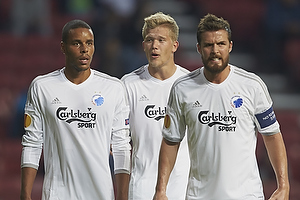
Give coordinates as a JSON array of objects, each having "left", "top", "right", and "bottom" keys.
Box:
[
  {"left": 112, "top": 128, "right": 131, "bottom": 200},
  {"left": 155, "top": 138, "right": 180, "bottom": 195},
  {"left": 112, "top": 129, "right": 131, "bottom": 173},
  {"left": 262, "top": 132, "right": 289, "bottom": 198},
  {"left": 115, "top": 173, "right": 130, "bottom": 200},
  {"left": 20, "top": 167, "right": 38, "bottom": 200}
]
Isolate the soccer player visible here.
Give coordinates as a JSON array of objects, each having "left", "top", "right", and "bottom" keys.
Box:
[
  {"left": 121, "top": 12, "right": 190, "bottom": 200},
  {"left": 20, "top": 19, "right": 131, "bottom": 200},
  {"left": 153, "top": 14, "right": 290, "bottom": 200}
]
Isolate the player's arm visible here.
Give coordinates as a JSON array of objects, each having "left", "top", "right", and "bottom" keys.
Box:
[
  {"left": 153, "top": 138, "right": 180, "bottom": 200},
  {"left": 21, "top": 82, "right": 44, "bottom": 200},
  {"left": 115, "top": 173, "right": 130, "bottom": 200},
  {"left": 20, "top": 167, "right": 38, "bottom": 200},
  {"left": 262, "top": 132, "right": 290, "bottom": 200},
  {"left": 20, "top": 131, "right": 42, "bottom": 200},
  {"left": 113, "top": 148, "right": 131, "bottom": 200},
  {"left": 112, "top": 128, "right": 131, "bottom": 200}
]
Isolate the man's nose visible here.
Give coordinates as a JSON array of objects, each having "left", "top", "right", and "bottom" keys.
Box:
[{"left": 81, "top": 44, "right": 88, "bottom": 53}]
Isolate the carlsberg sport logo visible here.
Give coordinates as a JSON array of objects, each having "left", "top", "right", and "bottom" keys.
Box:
[
  {"left": 56, "top": 107, "right": 97, "bottom": 128},
  {"left": 198, "top": 110, "right": 237, "bottom": 132}
]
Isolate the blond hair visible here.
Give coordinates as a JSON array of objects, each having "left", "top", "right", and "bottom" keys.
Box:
[{"left": 142, "top": 12, "right": 179, "bottom": 41}]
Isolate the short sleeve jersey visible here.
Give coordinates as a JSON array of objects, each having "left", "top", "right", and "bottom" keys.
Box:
[
  {"left": 122, "top": 64, "right": 190, "bottom": 200},
  {"left": 21, "top": 68, "right": 131, "bottom": 200},
  {"left": 163, "top": 65, "right": 280, "bottom": 200}
]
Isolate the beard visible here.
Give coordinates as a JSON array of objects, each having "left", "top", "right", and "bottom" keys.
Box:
[{"left": 202, "top": 54, "right": 230, "bottom": 74}]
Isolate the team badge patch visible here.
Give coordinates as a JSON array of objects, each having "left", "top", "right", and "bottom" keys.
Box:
[
  {"left": 230, "top": 95, "right": 243, "bottom": 108},
  {"left": 164, "top": 114, "right": 171, "bottom": 129},
  {"left": 24, "top": 114, "right": 32, "bottom": 128},
  {"left": 92, "top": 94, "right": 104, "bottom": 106}
]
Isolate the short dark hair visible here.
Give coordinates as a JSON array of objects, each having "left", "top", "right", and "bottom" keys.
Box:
[
  {"left": 197, "top": 13, "right": 232, "bottom": 44},
  {"left": 61, "top": 19, "right": 92, "bottom": 43}
]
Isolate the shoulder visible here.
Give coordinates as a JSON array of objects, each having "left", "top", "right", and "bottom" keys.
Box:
[
  {"left": 176, "top": 64, "right": 190, "bottom": 75},
  {"left": 231, "top": 65, "right": 267, "bottom": 89},
  {"left": 30, "top": 69, "right": 61, "bottom": 89},
  {"left": 121, "top": 65, "right": 148, "bottom": 84},
  {"left": 93, "top": 69, "right": 125, "bottom": 89},
  {"left": 172, "top": 68, "right": 202, "bottom": 89}
]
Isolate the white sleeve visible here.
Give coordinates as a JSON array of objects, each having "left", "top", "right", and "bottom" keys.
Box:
[
  {"left": 21, "top": 82, "right": 43, "bottom": 169},
  {"left": 253, "top": 77, "right": 280, "bottom": 135},
  {"left": 162, "top": 84, "right": 186, "bottom": 143},
  {"left": 111, "top": 83, "right": 131, "bottom": 174},
  {"left": 111, "top": 129, "right": 131, "bottom": 174}
]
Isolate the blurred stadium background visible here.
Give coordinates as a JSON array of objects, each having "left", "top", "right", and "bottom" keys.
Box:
[{"left": 0, "top": 0, "right": 300, "bottom": 199}]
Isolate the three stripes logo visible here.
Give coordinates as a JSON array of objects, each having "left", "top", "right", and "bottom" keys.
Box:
[{"left": 192, "top": 100, "right": 202, "bottom": 108}]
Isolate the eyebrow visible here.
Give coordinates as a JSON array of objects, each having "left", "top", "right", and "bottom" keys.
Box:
[{"left": 71, "top": 39, "right": 94, "bottom": 43}]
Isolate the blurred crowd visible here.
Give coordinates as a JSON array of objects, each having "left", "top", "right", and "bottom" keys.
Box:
[
  {"left": 0, "top": 0, "right": 300, "bottom": 199},
  {"left": 187, "top": 0, "right": 300, "bottom": 90},
  {"left": 0, "top": 0, "right": 300, "bottom": 81},
  {"left": 0, "top": 0, "right": 151, "bottom": 77}
]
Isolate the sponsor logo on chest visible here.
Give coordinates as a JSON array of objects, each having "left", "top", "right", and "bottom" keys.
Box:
[
  {"left": 144, "top": 105, "right": 166, "bottom": 121},
  {"left": 56, "top": 107, "right": 97, "bottom": 129},
  {"left": 198, "top": 110, "right": 237, "bottom": 132}
]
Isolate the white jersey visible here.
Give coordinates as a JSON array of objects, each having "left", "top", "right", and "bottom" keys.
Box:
[
  {"left": 163, "top": 65, "right": 281, "bottom": 200},
  {"left": 122, "top": 64, "right": 190, "bottom": 200},
  {"left": 21, "top": 68, "right": 131, "bottom": 200}
]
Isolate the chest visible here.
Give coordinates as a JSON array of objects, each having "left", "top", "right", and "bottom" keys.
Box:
[
  {"left": 182, "top": 84, "right": 256, "bottom": 133},
  {"left": 128, "top": 81, "right": 173, "bottom": 121},
  {"left": 37, "top": 81, "right": 118, "bottom": 126}
]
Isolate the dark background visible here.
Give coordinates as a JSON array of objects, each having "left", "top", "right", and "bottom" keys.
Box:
[{"left": 0, "top": 0, "right": 300, "bottom": 199}]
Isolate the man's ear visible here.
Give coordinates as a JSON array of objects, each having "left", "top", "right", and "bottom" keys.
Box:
[
  {"left": 196, "top": 43, "right": 201, "bottom": 55},
  {"left": 61, "top": 41, "right": 65, "bottom": 54},
  {"left": 172, "top": 40, "right": 179, "bottom": 53},
  {"left": 142, "top": 41, "right": 145, "bottom": 52},
  {"left": 229, "top": 41, "right": 233, "bottom": 53}
]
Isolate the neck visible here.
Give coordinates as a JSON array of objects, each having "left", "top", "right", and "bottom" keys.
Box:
[
  {"left": 148, "top": 64, "right": 177, "bottom": 81},
  {"left": 64, "top": 67, "right": 91, "bottom": 84}
]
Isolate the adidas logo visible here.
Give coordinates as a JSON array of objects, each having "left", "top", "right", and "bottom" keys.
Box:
[
  {"left": 51, "top": 97, "right": 61, "bottom": 104},
  {"left": 139, "top": 95, "right": 149, "bottom": 101},
  {"left": 192, "top": 100, "right": 202, "bottom": 107}
]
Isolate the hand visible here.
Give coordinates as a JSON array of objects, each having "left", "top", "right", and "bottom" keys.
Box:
[
  {"left": 268, "top": 187, "right": 289, "bottom": 200},
  {"left": 153, "top": 191, "right": 168, "bottom": 200}
]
